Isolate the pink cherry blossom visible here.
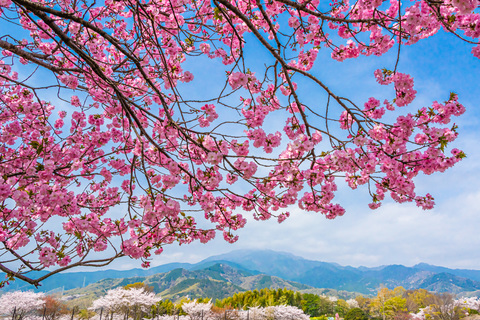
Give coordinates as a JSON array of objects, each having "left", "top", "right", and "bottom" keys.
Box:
[{"left": 0, "top": 0, "right": 472, "bottom": 287}]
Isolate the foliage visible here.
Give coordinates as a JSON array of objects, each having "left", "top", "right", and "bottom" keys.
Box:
[
  {"left": 346, "top": 288, "right": 477, "bottom": 320},
  {"left": 406, "top": 289, "right": 436, "bottom": 313},
  {"left": 345, "top": 308, "right": 369, "bottom": 320},
  {"left": 300, "top": 293, "right": 335, "bottom": 317},
  {"left": 124, "top": 282, "right": 154, "bottom": 293},
  {"left": 210, "top": 304, "right": 239, "bottom": 319},
  {"left": 335, "top": 299, "right": 351, "bottom": 317},
  {"left": 77, "top": 309, "right": 96, "bottom": 320},
  {"left": 0, "top": 0, "right": 475, "bottom": 286},
  {"left": 370, "top": 287, "right": 408, "bottom": 320},
  {"left": 410, "top": 293, "right": 466, "bottom": 320},
  {"left": 426, "top": 293, "right": 463, "bottom": 320},
  {"left": 455, "top": 297, "right": 480, "bottom": 313},
  {"left": 43, "top": 295, "right": 70, "bottom": 320},
  {"left": 385, "top": 297, "right": 408, "bottom": 317},
  {"left": 214, "top": 288, "right": 354, "bottom": 317},
  {"left": 216, "top": 288, "right": 300, "bottom": 309},
  {"left": 415, "top": 295, "right": 480, "bottom": 320},
  {"left": 393, "top": 312, "right": 413, "bottom": 320},
  {"left": 154, "top": 299, "right": 177, "bottom": 316},
  {"left": 2, "top": 288, "right": 480, "bottom": 320},
  {"left": 355, "top": 295, "right": 372, "bottom": 315}
]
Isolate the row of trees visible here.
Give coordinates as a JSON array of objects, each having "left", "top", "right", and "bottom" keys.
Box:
[
  {"left": 2, "top": 285, "right": 480, "bottom": 320},
  {"left": 156, "top": 302, "right": 311, "bottom": 320},
  {"left": 213, "top": 288, "right": 356, "bottom": 317},
  {"left": 90, "top": 285, "right": 480, "bottom": 320},
  {"left": 187, "top": 287, "right": 480, "bottom": 320},
  {"left": 0, "top": 284, "right": 357, "bottom": 319},
  {"left": 0, "top": 287, "right": 311, "bottom": 320},
  {"left": 0, "top": 283, "right": 160, "bottom": 320},
  {"left": 90, "top": 286, "right": 311, "bottom": 319},
  {"left": 0, "top": 291, "right": 71, "bottom": 320},
  {"left": 354, "top": 287, "right": 480, "bottom": 320}
]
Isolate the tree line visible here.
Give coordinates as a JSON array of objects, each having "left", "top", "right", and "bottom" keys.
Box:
[
  {"left": 161, "top": 286, "right": 480, "bottom": 320},
  {"left": 1, "top": 283, "right": 479, "bottom": 320}
]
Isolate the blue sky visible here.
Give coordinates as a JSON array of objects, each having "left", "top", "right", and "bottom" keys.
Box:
[
  {"left": 2, "top": 4, "right": 479, "bottom": 274},
  {"left": 99, "top": 27, "right": 480, "bottom": 272}
]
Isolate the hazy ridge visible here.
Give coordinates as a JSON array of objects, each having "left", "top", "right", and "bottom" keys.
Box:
[{"left": 3, "top": 250, "right": 480, "bottom": 299}]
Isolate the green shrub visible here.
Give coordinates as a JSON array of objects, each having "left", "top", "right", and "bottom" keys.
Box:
[
  {"left": 345, "top": 308, "right": 368, "bottom": 320},
  {"left": 77, "top": 309, "right": 96, "bottom": 320}
]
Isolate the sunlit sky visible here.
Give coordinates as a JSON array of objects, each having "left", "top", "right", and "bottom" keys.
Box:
[{"left": 102, "top": 30, "right": 480, "bottom": 272}]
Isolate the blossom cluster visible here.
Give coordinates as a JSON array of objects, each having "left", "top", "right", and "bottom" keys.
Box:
[
  {"left": 91, "top": 288, "right": 160, "bottom": 313},
  {"left": 0, "top": 0, "right": 473, "bottom": 280},
  {"left": 0, "top": 291, "right": 45, "bottom": 316}
]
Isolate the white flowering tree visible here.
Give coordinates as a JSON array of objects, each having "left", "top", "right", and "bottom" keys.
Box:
[
  {"left": 347, "top": 299, "right": 360, "bottom": 309},
  {"left": 157, "top": 316, "right": 189, "bottom": 320},
  {"left": 455, "top": 297, "right": 480, "bottom": 313},
  {"left": 268, "top": 305, "right": 310, "bottom": 320},
  {"left": 234, "top": 305, "right": 309, "bottom": 320},
  {"left": 0, "top": 291, "right": 45, "bottom": 320},
  {"left": 410, "top": 297, "right": 480, "bottom": 320},
  {"left": 411, "top": 294, "right": 473, "bottom": 320},
  {"left": 410, "top": 308, "right": 427, "bottom": 320},
  {"left": 181, "top": 300, "right": 213, "bottom": 320},
  {"left": 242, "top": 307, "right": 266, "bottom": 320},
  {"left": 91, "top": 287, "right": 160, "bottom": 318}
]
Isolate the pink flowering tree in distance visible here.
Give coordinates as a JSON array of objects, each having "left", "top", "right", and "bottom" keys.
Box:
[{"left": 0, "top": 0, "right": 475, "bottom": 286}]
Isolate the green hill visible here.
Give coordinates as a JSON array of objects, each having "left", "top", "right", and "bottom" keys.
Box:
[{"left": 63, "top": 263, "right": 313, "bottom": 304}]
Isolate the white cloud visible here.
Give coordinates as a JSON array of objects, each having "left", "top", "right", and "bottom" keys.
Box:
[
  {"left": 96, "top": 125, "right": 480, "bottom": 273},
  {"left": 142, "top": 153, "right": 480, "bottom": 271}
]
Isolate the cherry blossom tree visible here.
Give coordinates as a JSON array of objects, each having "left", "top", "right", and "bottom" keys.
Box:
[
  {"left": 0, "top": 291, "right": 45, "bottom": 320},
  {"left": 412, "top": 294, "right": 470, "bottom": 320},
  {"left": 90, "top": 287, "right": 160, "bottom": 317},
  {"left": 410, "top": 296, "right": 480, "bottom": 320},
  {"left": 347, "top": 299, "right": 360, "bottom": 309},
  {"left": 235, "top": 305, "right": 309, "bottom": 320},
  {"left": 241, "top": 307, "right": 266, "bottom": 320},
  {"left": 157, "top": 304, "right": 310, "bottom": 320},
  {"left": 158, "top": 316, "right": 189, "bottom": 320},
  {"left": 0, "top": 0, "right": 476, "bottom": 286},
  {"left": 266, "top": 305, "right": 310, "bottom": 320},
  {"left": 455, "top": 297, "right": 480, "bottom": 313},
  {"left": 181, "top": 300, "right": 213, "bottom": 320}
]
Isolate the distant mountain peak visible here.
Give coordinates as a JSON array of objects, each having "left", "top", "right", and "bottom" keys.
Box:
[
  {"left": 2, "top": 249, "right": 480, "bottom": 298},
  {"left": 203, "top": 249, "right": 306, "bottom": 261}
]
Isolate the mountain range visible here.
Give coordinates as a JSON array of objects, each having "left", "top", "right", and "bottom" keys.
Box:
[
  {"left": 3, "top": 250, "right": 480, "bottom": 299},
  {"left": 61, "top": 262, "right": 318, "bottom": 304}
]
